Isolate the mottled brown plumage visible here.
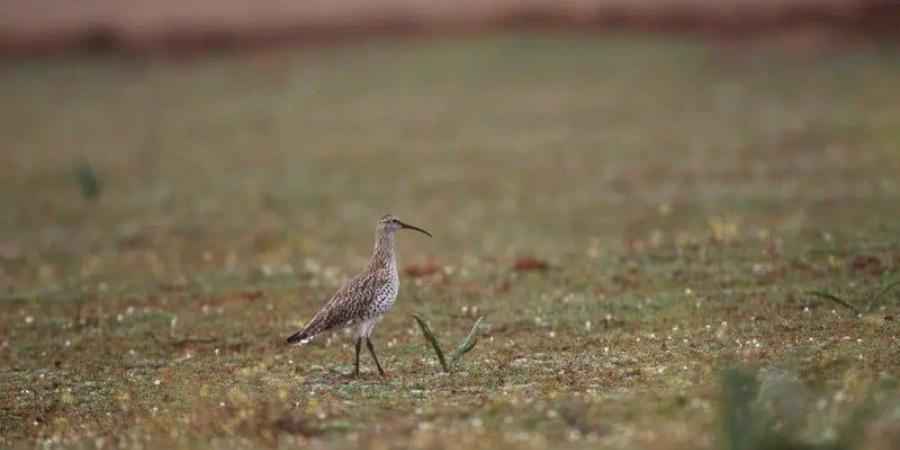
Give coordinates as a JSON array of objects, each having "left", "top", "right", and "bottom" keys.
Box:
[{"left": 286, "top": 214, "right": 431, "bottom": 376}]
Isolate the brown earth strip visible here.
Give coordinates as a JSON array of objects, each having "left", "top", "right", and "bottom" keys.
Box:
[{"left": 1, "top": 0, "right": 898, "bottom": 57}]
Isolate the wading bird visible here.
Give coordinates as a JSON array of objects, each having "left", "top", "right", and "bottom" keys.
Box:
[{"left": 286, "top": 214, "right": 431, "bottom": 376}]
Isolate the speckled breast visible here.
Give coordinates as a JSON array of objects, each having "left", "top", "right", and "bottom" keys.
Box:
[{"left": 373, "top": 265, "right": 400, "bottom": 316}]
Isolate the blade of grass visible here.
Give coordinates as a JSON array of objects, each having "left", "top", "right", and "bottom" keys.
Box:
[
  {"left": 720, "top": 369, "right": 759, "bottom": 450},
  {"left": 412, "top": 314, "right": 448, "bottom": 372},
  {"left": 450, "top": 316, "right": 483, "bottom": 366},
  {"left": 74, "top": 161, "right": 101, "bottom": 202},
  {"left": 866, "top": 279, "right": 900, "bottom": 312},
  {"left": 806, "top": 290, "right": 860, "bottom": 315}
]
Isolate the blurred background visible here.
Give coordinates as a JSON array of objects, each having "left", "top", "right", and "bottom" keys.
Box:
[
  {"left": 1, "top": 1, "right": 899, "bottom": 449},
  {"left": 1, "top": 0, "right": 899, "bottom": 55},
  {"left": 2, "top": 0, "right": 898, "bottom": 284}
]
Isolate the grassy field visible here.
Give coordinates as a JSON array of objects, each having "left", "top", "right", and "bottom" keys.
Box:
[{"left": 1, "top": 32, "right": 899, "bottom": 449}]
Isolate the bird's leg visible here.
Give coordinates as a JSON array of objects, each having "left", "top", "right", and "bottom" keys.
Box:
[
  {"left": 354, "top": 337, "right": 362, "bottom": 377},
  {"left": 365, "top": 338, "right": 387, "bottom": 376}
]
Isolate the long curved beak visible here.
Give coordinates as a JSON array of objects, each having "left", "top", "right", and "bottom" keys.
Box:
[{"left": 398, "top": 221, "right": 432, "bottom": 238}]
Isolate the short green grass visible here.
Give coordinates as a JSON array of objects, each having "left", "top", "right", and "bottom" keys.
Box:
[{"left": 1, "top": 32, "right": 899, "bottom": 449}]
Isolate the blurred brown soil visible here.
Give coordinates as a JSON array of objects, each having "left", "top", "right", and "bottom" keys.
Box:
[{"left": 0, "top": 0, "right": 898, "bottom": 57}]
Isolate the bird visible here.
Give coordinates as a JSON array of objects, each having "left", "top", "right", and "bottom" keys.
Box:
[{"left": 286, "top": 214, "right": 432, "bottom": 376}]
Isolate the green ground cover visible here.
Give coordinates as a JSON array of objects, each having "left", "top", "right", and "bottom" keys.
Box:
[{"left": 1, "top": 32, "right": 898, "bottom": 449}]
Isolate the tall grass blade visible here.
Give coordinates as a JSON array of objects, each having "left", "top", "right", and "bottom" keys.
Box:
[
  {"left": 806, "top": 290, "right": 860, "bottom": 315},
  {"left": 412, "top": 314, "right": 448, "bottom": 372},
  {"left": 450, "top": 316, "right": 483, "bottom": 366},
  {"left": 74, "top": 161, "right": 101, "bottom": 202},
  {"left": 720, "top": 369, "right": 758, "bottom": 450},
  {"left": 866, "top": 279, "right": 900, "bottom": 312}
]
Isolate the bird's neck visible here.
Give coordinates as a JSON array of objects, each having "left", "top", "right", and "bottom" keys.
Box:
[{"left": 369, "top": 231, "right": 396, "bottom": 270}]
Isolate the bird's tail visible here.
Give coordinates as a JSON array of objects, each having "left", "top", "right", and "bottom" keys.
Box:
[{"left": 286, "top": 324, "right": 318, "bottom": 346}]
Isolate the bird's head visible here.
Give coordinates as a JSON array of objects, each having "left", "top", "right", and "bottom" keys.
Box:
[{"left": 376, "top": 214, "right": 432, "bottom": 237}]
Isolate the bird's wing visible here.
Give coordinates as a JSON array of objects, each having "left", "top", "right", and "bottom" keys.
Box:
[{"left": 286, "top": 271, "right": 376, "bottom": 346}]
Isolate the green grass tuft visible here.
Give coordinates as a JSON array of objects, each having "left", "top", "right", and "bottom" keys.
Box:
[
  {"left": 73, "top": 160, "right": 101, "bottom": 202},
  {"left": 413, "top": 314, "right": 484, "bottom": 373},
  {"left": 450, "top": 316, "right": 483, "bottom": 366},
  {"left": 412, "top": 314, "right": 449, "bottom": 372},
  {"left": 719, "top": 368, "right": 886, "bottom": 450}
]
